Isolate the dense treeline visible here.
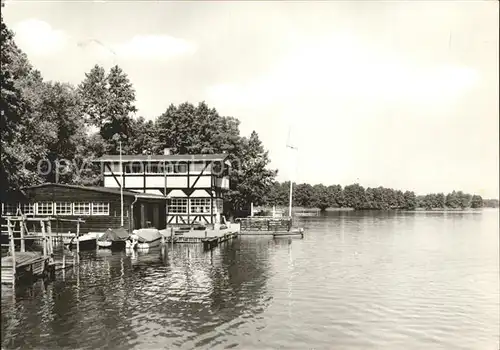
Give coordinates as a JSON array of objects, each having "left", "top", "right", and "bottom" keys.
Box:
[
  {"left": 266, "top": 182, "right": 490, "bottom": 211},
  {"left": 0, "top": 9, "right": 275, "bottom": 214}
]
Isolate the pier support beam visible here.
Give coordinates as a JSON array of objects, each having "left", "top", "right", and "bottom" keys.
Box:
[
  {"left": 153, "top": 204, "right": 159, "bottom": 229},
  {"left": 140, "top": 203, "right": 146, "bottom": 228}
]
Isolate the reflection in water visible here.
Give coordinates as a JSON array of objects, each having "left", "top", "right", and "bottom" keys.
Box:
[{"left": 1, "top": 210, "right": 499, "bottom": 349}]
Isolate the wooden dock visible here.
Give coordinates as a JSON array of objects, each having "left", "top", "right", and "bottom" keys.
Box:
[
  {"left": 1, "top": 251, "right": 52, "bottom": 284},
  {"left": 161, "top": 225, "right": 239, "bottom": 250},
  {"left": 237, "top": 216, "right": 305, "bottom": 238},
  {"left": 1, "top": 216, "right": 83, "bottom": 286},
  {"left": 272, "top": 230, "right": 304, "bottom": 238}
]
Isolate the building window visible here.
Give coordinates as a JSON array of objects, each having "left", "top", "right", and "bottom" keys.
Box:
[
  {"left": 22, "top": 203, "right": 35, "bottom": 215},
  {"left": 55, "top": 202, "right": 72, "bottom": 216},
  {"left": 174, "top": 162, "right": 188, "bottom": 173},
  {"left": 73, "top": 202, "right": 91, "bottom": 216},
  {"left": 169, "top": 198, "right": 188, "bottom": 214},
  {"left": 125, "top": 162, "right": 144, "bottom": 174},
  {"left": 190, "top": 198, "right": 211, "bottom": 214},
  {"left": 2, "top": 203, "right": 19, "bottom": 215},
  {"left": 164, "top": 163, "right": 174, "bottom": 173},
  {"left": 110, "top": 162, "right": 122, "bottom": 173},
  {"left": 190, "top": 162, "right": 207, "bottom": 172},
  {"left": 92, "top": 202, "right": 110, "bottom": 216},
  {"left": 146, "top": 162, "right": 162, "bottom": 174},
  {"left": 36, "top": 202, "right": 53, "bottom": 215}
]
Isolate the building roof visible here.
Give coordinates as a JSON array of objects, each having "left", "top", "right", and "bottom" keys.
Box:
[
  {"left": 21, "top": 183, "right": 167, "bottom": 200},
  {"left": 94, "top": 153, "right": 229, "bottom": 162}
]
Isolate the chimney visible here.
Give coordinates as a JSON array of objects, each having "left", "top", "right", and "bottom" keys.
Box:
[{"left": 163, "top": 148, "right": 171, "bottom": 155}]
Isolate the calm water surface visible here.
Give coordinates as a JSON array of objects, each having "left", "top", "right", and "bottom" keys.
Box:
[{"left": 2, "top": 210, "right": 499, "bottom": 349}]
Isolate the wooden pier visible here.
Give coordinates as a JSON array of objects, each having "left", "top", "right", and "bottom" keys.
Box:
[
  {"left": 238, "top": 217, "right": 305, "bottom": 238},
  {"left": 294, "top": 209, "right": 320, "bottom": 217},
  {"left": 1, "top": 216, "right": 84, "bottom": 286},
  {"left": 161, "top": 226, "right": 239, "bottom": 250}
]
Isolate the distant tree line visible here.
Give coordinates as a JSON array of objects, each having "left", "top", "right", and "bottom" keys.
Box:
[{"left": 265, "top": 182, "right": 493, "bottom": 211}]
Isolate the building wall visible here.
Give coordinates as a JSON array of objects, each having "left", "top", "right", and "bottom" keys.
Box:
[
  {"left": 2, "top": 186, "right": 167, "bottom": 232},
  {"left": 16, "top": 186, "right": 135, "bottom": 233},
  {"left": 104, "top": 174, "right": 226, "bottom": 191}
]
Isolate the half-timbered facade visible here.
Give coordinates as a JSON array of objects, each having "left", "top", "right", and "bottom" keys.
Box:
[{"left": 94, "top": 152, "right": 231, "bottom": 226}]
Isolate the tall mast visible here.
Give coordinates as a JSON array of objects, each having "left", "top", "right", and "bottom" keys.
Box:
[
  {"left": 286, "top": 126, "right": 298, "bottom": 218},
  {"left": 120, "top": 141, "right": 124, "bottom": 227}
]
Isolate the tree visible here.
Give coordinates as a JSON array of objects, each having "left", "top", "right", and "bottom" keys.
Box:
[
  {"left": 403, "top": 191, "right": 417, "bottom": 210},
  {"left": 395, "top": 190, "right": 405, "bottom": 209},
  {"left": 343, "top": 183, "right": 365, "bottom": 209},
  {"left": 155, "top": 102, "right": 277, "bottom": 213},
  {"left": 483, "top": 199, "right": 499, "bottom": 208},
  {"left": 0, "top": 14, "right": 57, "bottom": 193},
  {"left": 445, "top": 191, "right": 460, "bottom": 209},
  {"left": 470, "top": 195, "right": 483, "bottom": 209},
  {"left": 364, "top": 187, "right": 375, "bottom": 209},
  {"left": 293, "top": 183, "right": 314, "bottom": 207},
  {"left": 312, "top": 184, "right": 332, "bottom": 211},
  {"left": 127, "top": 116, "right": 158, "bottom": 154},
  {"left": 78, "top": 65, "right": 108, "bottom": 128},
  {"left": 456, "top": 191, "right": 472, "bottom": 209},
  {"left": 435, "top": 193, "right": 446, "bottom": 208},
  {"left": 268, "top": 181, "right": 289, "bottom": 207},
  {"left": 328, "top": 184, "right": 344, "bottom": 207},
  {"left": 78, "top": 64, "right": 137, "bottom": 154},
  {"left": 226, "top": 131, "right": 277, "bottom": 210},
  {"left": 373, "top": 187, "right": 388, "bottom": 209},
  {"left": 37, "top": 82, "right": 87, "bottom": 183}
]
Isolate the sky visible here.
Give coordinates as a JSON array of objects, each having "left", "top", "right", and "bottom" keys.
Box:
[{"left": 3, "top": 0, "right": 499, "bottom": 198}]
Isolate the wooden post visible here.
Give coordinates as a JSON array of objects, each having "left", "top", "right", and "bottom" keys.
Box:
[
  {"left": 8, "top": 219, "right": 16, "bottom": 283},
  {"left": 170, "top": 226, "right": 174, "bottom": 245},
  {"left": 153, "top": 204, "right": 160, "bottom": 229},
  {"left": 62, "top": 254, "right": 66, "bottom": 269},
  {"left": 76, "top": 220, "right": 80, "bottom": 260},
  {"left": 20, "top": 219, "right": 25, "bottom": 253},
  {"left": 46, "top": 220, "right": 53, "bottom": 255},
  {"left": 41, "top": 220, "right": 47, "bottom": 258},
  {"left": 140, "top": 203, "right": 146, "bottom": 229}
]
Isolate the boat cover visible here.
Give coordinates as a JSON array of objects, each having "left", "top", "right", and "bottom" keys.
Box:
[
  {"left": 134, "top": 228, "right": 162, "bottom": 243},
  {"left": 98, "top": 227, "right": 130, "bottom": 242}
]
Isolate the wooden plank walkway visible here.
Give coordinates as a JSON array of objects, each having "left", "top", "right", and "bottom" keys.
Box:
[{"left": 2, "top": 252, "right": 44, "bottom": 268}]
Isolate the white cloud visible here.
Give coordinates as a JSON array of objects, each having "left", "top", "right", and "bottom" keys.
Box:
[
  {"left": 13, "top": 19, "right": 68, "bottom": 56},
  {"left": 112, "top": 35, "right": 196, "bottom": 61}
]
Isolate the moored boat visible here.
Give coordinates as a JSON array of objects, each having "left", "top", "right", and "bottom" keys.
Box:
[
  {"left": 97, "top": 227, "right": 129, "bottom": 250},
  {"left": 127, "top": 228, "right": 162, "bottom": 250},
  {"left": 63, "top": 232, "right": 101, "bottom": 250}
]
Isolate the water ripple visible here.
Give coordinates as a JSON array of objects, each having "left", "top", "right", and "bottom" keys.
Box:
[{"left": 2, "top": 210, "right": 499, "bottom": 350}]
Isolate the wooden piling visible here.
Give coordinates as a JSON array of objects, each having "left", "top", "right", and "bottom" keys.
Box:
[
  {"left": 8, "top": 220, "right": 16, "bottom": 284},
  {"left": 76, "top": 220, "right": 80, "bottom": 261},
  {"left": 20, "top": 221, "right": 25, "bottom": 252},
  {"left": 46, "top": 220, "right": 53, "bottom": 255},
  {"left": 41, "top": 220, "right": 47, "bottom": 258}
]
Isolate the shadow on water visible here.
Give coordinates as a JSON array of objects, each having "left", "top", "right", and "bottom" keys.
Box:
[{"left": 1, "top": 238, "right": 274, "bottom": 349}]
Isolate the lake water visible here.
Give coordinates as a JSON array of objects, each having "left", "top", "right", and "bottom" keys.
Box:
[{"left": 2, "top": 209, "right": 499, "bottom": 350}]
